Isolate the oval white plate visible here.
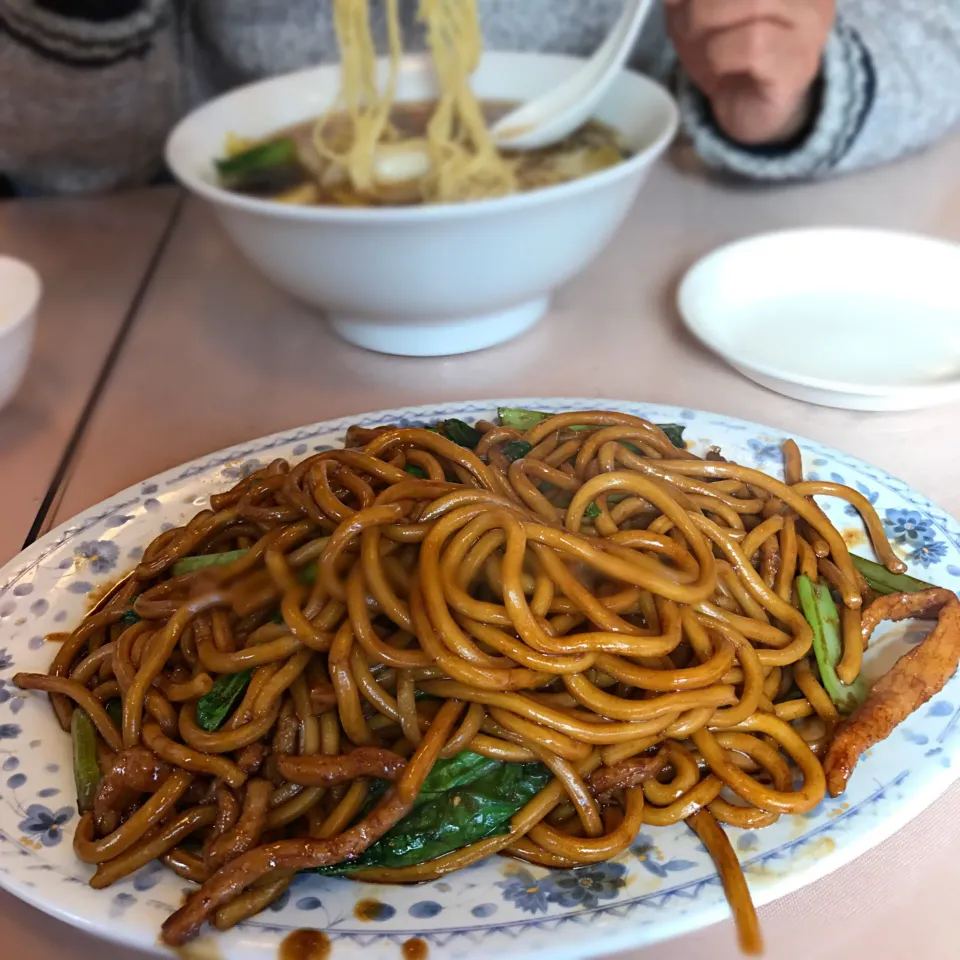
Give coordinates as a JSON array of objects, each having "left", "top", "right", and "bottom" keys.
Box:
[
  {"left": 0, "top": 398, "right": 958, "bottom": 960},
  {"left": 677, "top": 229, "right": 960, "bottom": 411}
]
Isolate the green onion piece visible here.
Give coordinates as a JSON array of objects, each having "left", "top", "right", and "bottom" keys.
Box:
[
  {"left": 173, "top": 549, "right": 248, "bottom": 576},
  {"left": 579, "top": 494, "right": 629, "bottom": 520},
  {"left": 174, "top": 549, "right": 318, "bottom": 589},
  {"left": 502, "top": 440, "right": 533, "bottom": 462},
  {"left": 851, "top": 555, "right": 937, "bottom": 596},
  {"left": 796, "top": 575, "right": 868, "bottom": 715},
  {"left": 195, "top": 671, "right": 252, "bottom": 732},
  {"left": 71, "top": 709, "right": 101, "bottom": 814},
  {"left": 215, "top": 138, "right": 304, "bottom": 194},
  {"left": 439, "top": 419, "right": 484, "bottom": 449}
]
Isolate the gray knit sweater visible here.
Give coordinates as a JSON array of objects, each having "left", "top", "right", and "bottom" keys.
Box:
[{"left": 1, "top": 0, "right": 958, "bottom": 195}]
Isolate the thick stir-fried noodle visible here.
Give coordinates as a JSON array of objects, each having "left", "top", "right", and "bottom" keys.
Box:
[{"left": 15, "top": 410, "right": 960, "bottom": 953}]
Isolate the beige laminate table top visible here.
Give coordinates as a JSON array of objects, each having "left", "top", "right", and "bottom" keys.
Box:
[
  {"left": 0, "top": 188, "right": 180, "bottom": 561},
  {"left": 3, "top": 135, "right": 960, "bottom": 960}
]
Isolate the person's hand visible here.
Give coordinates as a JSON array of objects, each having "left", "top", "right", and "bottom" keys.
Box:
[{"left": 664, "top": 0, "right": 836, "bottom": 146}]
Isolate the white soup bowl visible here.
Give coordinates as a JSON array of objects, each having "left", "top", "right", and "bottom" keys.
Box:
[
  {"left": 0, "top": 256, "right": 41, "bottom": 410},
  {"left": 166, "top": 52, "right": 678, "bottom": 357}
]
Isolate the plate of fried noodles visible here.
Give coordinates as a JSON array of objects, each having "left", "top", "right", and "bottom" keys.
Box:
[{"left": 0, "top": 399, "right": 958, "bottom": 960}]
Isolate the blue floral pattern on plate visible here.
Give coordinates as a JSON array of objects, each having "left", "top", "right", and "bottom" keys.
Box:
[
  {"left": 18, "top": 805, "right": 73, "bottom": 847},
  {"left": 497, "top": 868, "right": 553, "bottom": 915},
  {"left": 0, "top": 398, "right": 958, "bottom": 960},
  {"left": 73, "top": 541, "right": 120, "bottom": 575},
  {"left": 631, "top": 834, "right": 698, "bottom": 878},
  {"left": 540, "top": 863, "right": 627, "bottom": 909}
]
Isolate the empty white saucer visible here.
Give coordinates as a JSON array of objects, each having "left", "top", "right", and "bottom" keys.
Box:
[
  {"left": 0, "top": 256, "right": 41, "bottom": 411},
  {"left": 677, "top": 228, "right": 960, "bottom": 411}
]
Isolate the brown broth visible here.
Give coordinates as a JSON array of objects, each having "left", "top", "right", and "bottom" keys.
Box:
[{"left": 219, "top": 99, "right": 629, "bottom": 206}]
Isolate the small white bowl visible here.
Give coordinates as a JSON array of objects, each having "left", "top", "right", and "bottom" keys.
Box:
[
  {"left": 166, "top": 52, "right": 678, "bottom": 357},
  {"left": 678, "top": 228, "right": 960, "bottom": 411},
  {"left": 0, "top": 256, "right": 41, "bottom": 410}
]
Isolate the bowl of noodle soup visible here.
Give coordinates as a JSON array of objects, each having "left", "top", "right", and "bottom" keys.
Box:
[{"left": 166, "top": 51, "right": 679, "bottom": 357}]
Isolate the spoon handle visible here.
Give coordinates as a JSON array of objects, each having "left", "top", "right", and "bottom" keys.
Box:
[{"left": 490, "top": 0, "right": 653, "bottom": 150}]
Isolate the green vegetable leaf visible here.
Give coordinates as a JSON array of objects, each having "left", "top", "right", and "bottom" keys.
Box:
[
  {"left": 118, "top": 608, "right": 141, "bottom": 628},
  {"left": 105, "top": 699, "right": 123, "bottom": 729},
  {"left": 216, "top": 137, "right": 297, "bottom": 176},
  {"left": 497, "top": 408, "right": 550, "bottom": 432},
  {"left": 851, "top": 555, "right": 937, "bottom": 596},
  {"left": 195, "top": 670, "right": 252, "bottom": 731},
  {"left": 71, "top": 708, "right": 100, "bottom": 815},
  {"left": 583, "top": 502, "right": 602, "bottom": 520},
  {"left": 311, "top": 758, "right": 550, "bottom": 875},
  {"left": 440, "top": 419, "right": 483, "bottom": 450},
  {"left": 501, "top": 440, "right": 533, "bottom": 463},
  {"left": 496, "top": 408, "right": 686, "bottom": 449},
  {"left": 796, "top": 575, "right": 868, "bottom": 715},
  {"left": 404, "top": 464, "right": 429, "bottom": 479},
  {"left": 415, "top": 750, "right": 503, "bottom": 804},
  {"left": 357, "top": 749, "right": 503, "bottom": 819},
  {"left": 656, "top": 424, "right": 686, "bottom": 449}
]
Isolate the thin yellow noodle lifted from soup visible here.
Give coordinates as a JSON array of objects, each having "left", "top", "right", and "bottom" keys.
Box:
[
  {"left": 18, "top": 407, "right": 957, "bottom": 956},
  {"left": 315, "top": 0, "right": 515, "bottom": 203},
  {"left": 213, "top": 0, "right": 630, "bottom": 207}
]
